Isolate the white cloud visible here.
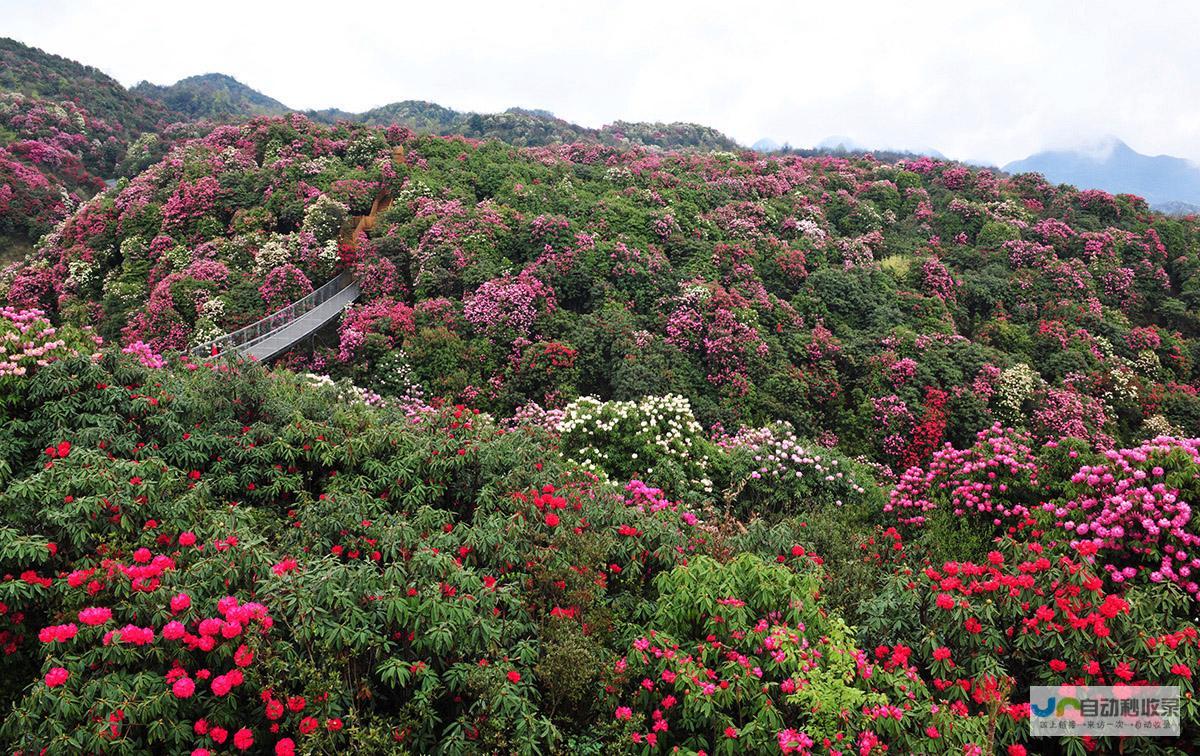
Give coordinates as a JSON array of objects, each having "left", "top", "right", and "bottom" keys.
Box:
[{"left": 3, "top": 0, "right": 1198, "bottom": 165}]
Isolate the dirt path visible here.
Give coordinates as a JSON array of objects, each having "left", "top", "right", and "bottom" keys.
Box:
[{"left": 340, "top": 146, "right": 403, "bottom": 246}]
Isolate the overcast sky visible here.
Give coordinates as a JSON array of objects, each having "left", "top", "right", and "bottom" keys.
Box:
[{"left": 4, "top": 0, "right": 1198, "bottom": 166}]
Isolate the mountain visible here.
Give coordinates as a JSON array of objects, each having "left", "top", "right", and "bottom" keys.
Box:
[
  {"left": 307, "top": 99, "right": 740, "bottom": 150},
  {"left": 813, "top": 135, "right": 947, "bottom": 160},
  {"left": 752, "top": 137, "right": 782, "bottom": 153},
  {"left": 132, "top": 73, "right": 291, "bottom": 120},
  {"left": 1003, "top": 138, "right": 1200, "bottom": 211},
  {"left": 1157, "top": 200, "right": 1200, "bottom": 217},
  {"left": 0, "top": 37, "right": 165, "bottom": 135},
  {"left": 128, "top": 70, "right": 740, "bottom": 151},
  {"left": 817, "top": 134, "right": 867, "bottom": 152}
]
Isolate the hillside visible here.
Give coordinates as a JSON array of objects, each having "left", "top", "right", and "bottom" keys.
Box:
[
  {"left": 0, "top": 37, "right": 165, "bottom": 136},
  {"left": 6, "top": 115, "right": 1199, "bottom": 467},
  {"left": 3, "top": 124, "right": 1200, "bottom": 747},
  {"left": 133, "top": 73, "right": 291, "bottom": 120},
  {"left": 1004, "top": 138, "right": 1200, "bottom": 212},
  {"left": 0, "top": 38, "right": 173, "bottom": 252},
  {"left": 129, "top": 72, "right": 741, "bottom": 151},
  {"left": 0, "top": 40, "right": 733, "bottom": 262},
  {"left": 0, "top": 38, "right": 741, "bottom": 257}
]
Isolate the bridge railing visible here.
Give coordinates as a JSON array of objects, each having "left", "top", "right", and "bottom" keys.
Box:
[{"left": 191, "top": 270, "right": 357, "bottom": 358}]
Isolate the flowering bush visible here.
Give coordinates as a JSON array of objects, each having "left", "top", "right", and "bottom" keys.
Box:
[
  {"left": 613, "top": 553, "right": 998, "bottom": 754},
  {"left": 714, "top": 423, "right": 878, "bottom": 519},
  {"left": 0, "top": 307, "right": 98, "bottom": 402},
  {"left": 336, "top": 297, "right": 415, "bottom": 366},
  {"left": 463, "top": 272, "right": 555, "bottom": 341},
  {"left": 859, "top": 533, "right": 1200, "bottom": 753},
  {"left": 884, "top": 424, "right": 1045, "bottom": 557},
  {"left": 0, "top": 338, "right": 1198, "bottom": 751},
  {"left": 258, "top": 264, "right": 313, "bottom": 310},
  {"left": 558, "top": 394, "right": 715, "bottom": 500},
  {"left": 1044, "top": 437, "right": 1200, "bottom": 597}
]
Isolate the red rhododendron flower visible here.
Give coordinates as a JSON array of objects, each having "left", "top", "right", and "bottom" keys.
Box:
[
  {"left": 38, "top": 623, "right": 78, "bottom": 643},
  {"left": 272, "top": 557, "right": 299, "bottom": 575},
  {"left": 507, "top": 670, "right": 521, "bottom": 684},
  {"left": 78, "top": 607, "right": 112, "bottom": 625},
  {"left": 172, "top": 677, "right": 195, "bottom": 698},
  {"left": 233, "top": 728, "right": 253, "bottom": 750},
  {"left": 118, "top": 625, "right": 154, "bottom": 645},
  {"left": 211, "top": 675, "right": 233, "bottom": 696},
  {"left": 275, "top": 739, "right": 296, "bottom": 756},
  {"left": 44, "top": 667, "right": 69, "bottom": 687},
  {"left": 299, "top": 716, "right": 319, "bottom": 734}
]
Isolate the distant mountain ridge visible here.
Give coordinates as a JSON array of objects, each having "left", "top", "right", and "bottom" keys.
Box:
[
  {"left": 1003, "top": 138, "right": 1200, "bottom": 212},
  {"left": 751, "top": 134, "right": 949, "bottom": 162},
  {"left": 136, "top": 74, "right": 739, "bottom": 150},
  {"left": 132, "top": 73, "right": 290, "bottom": 119}
]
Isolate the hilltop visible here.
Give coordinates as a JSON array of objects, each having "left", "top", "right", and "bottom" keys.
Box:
[
  {"left": 142, "top": 77, "right": 741, "bottom": 150},
  {"left": 0, "top": 39, "right": 173, "bottom": 254},
  {"left": 132, "top": 72, "right": 291, "bottom": 120}
]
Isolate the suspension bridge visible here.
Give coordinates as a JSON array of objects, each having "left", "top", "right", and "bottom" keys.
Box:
[
  {"left": 189, "top": 149, "right": 401, "bottom": 362},
  {"left": 190, "top": 271, "right": 360, "bottom": 361}
]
